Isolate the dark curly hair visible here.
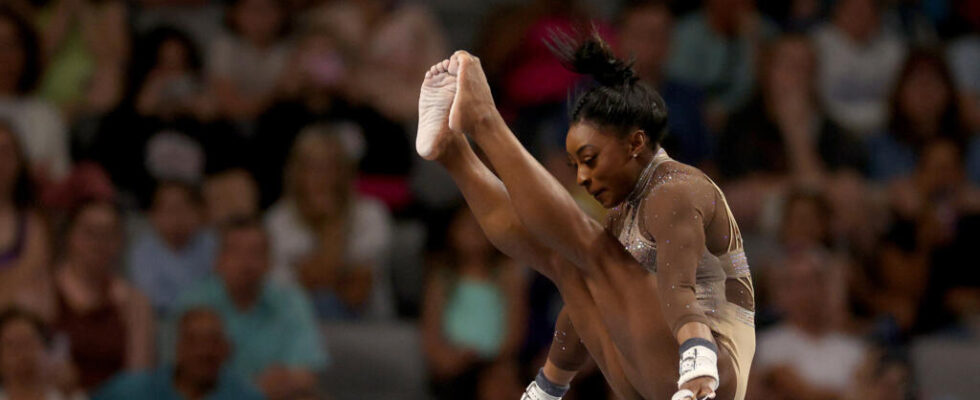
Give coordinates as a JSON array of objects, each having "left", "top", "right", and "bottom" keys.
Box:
[{"left": 546, "top": 27, "right": 669, "bottom": 148}]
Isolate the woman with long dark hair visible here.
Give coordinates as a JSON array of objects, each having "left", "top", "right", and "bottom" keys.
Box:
[{"left": 416, "top": 31, "right": 755, "bottom": 400}]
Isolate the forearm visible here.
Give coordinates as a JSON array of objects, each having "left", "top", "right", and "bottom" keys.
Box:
[{"left": 469, "top": 114, "right": 604, "bottom": 269}]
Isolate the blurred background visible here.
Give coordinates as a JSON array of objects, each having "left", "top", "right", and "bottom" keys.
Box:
[{"left": 0, "top": 0, "right": 978, "bottom": 399}]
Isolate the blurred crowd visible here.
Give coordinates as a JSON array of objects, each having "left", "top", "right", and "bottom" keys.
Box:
[{"left": 0, "top": 0, "right": 978, "bottom": 399}]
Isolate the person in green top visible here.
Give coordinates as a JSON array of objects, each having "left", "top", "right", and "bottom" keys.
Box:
[{"left": 168, "top": 217, "right": 328, "bottom": 400}]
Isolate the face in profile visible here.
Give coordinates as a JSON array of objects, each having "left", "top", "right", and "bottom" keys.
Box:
[{"left": 565, "top": 122, "right": 642, "bottom": 208}]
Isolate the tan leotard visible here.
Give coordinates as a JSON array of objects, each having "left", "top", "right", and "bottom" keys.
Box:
[{"left": 607, "top": 149, "right": 756, "bottom": 400}]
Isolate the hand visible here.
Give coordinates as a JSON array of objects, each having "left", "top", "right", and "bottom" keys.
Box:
[{"left": 679, "top": 376, "right": 717, "bottom": 399}]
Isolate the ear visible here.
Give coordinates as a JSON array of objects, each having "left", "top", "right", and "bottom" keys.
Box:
[{"left": 627, "top": 129, "right": 647, "bottom": 156}]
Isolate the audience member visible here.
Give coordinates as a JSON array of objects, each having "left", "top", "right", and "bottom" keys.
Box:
[
  {"left": 753, "top": 249, "right": 866, "bottom": 400},
  {"left": 867, "top": 49, "right": 976, "bottom": 182},
  {"left": 202, "top": 169, "right": 259, "bottom": 225},
  {"left": 93, "top": 307, "right": 262, "bottom": 400},
  {"left": 0, "top": 7, "right": 70, "bottom": 182},
  {"left": 49, "top": 201, "right": 155, "bottom": 392},
  {"left": 253, "top": 26, "right": 413, "bottom": 210},
  {"left": 812, "top": 0, "right": 907, "bottom": 136},
  {"left": 667, "top": 0, "right": 778, "bottom": 133},
  {"left": 172, "top": 217, "right": 327, "bottom": 400},
  {"left": 0, "top": 123, "right": 50, "bottom": 316},
  {"left": 31, "top": 0, "right": 128, "bottom": 118},
  {"left": 208, "top": 0, "right": 290, "bottom": 121},
  {"left": 265, "top": 126, "right": 393, "bottom": 320},
  {"left": 0, "top": 308, "right": 84, "bottom": 400},
  {"left": 127, "top": 181, "right": 216, "bottom": 316},
  {"left": 617, "top": 1, "right": 711, "bottom": 166},
  {"left": 89, "top": 26, "right": 242, "bottom": 207},
  {"left": 421, "top": 207, "right": 527, "bottom": 400}
]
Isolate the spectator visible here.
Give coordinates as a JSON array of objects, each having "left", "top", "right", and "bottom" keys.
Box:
[
  {"left": 49, "top": 201, "right": 155, "bottom": 392},
  {"left": 127, "top": 181, "right": 216, "bottom": 316},
  {"left": 265, "top": 126, "right": 393, "bottom": 320},
  {"left": 720, "top": 34, "right": 866, "bottom": 186},
  {"left": 0, "top": 122, "right": 50, "bottom": 316},
  {"left": 616, "top": 0, "right": 711, "bottom": 166},
  {"left": 867, "top": 49, "right": 977, "bottom": 183},
  {"left": 253, "top": 26, "right": 413, "bottom": 210},
  {"left": 812, "top": 0, "right": 907, "bottom": 136},
  {"left": 0, "top": 308, "right": 84, "bottom": 400},
  {"left": 667, "top": 0, "right": 778, "bottom": 133},
  {"left": 0, "top": 7, "right": 69, "bottom": 182},
  {"left": 171, "top": 217, "right": 327, "bottom": 400},
  {"left": 753, "top": 249, "right": 867, "bottom": 400},
  {"left": 947, "top": 34, "right": 980, "bottom": 138},
  {"left": 202, "top": 169, "right": 259, "bottom": 226},
  {"left": 93, "top": 307, "right": 262, "bottom": 400},
  {"left": 208, "top": 0, "right": 290, "bottom": 121},
  {"left": 89, "top": 26, "right": 241, "bottom": 207},
  {"left": 28, "top": 0, "right": 128, "bottom": 118},
  {"left": 421, "top": 207, "right": 527, "bottom": 400}
]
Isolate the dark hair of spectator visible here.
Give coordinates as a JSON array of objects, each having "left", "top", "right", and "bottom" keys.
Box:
[
  {"left": 125, "top": 26, "right": 203, "bottom": 104},
  {"left": 0, "top": 120, "right": 35, "bottom": 210},
  {"left": 217, "top": 214, "right": 266, "bottom": 245},
  {"left": 546, "top": 27, "right": 669, "bottom": 148},
  {"left": 886, "top": 48, "right": 968, "bottom": 148},
  {"left": 0, "top": 6, "right": 42, "bottom": 94},
  {"left": 148, "top": 179, "right": 205, "bottom": 211}
]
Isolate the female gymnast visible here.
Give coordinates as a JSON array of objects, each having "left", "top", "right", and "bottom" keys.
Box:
[{"left": 416, "top": 32, "right": 754, "bottom": 400}]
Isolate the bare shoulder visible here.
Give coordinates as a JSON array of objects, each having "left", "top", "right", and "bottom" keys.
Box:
[{"left": 643, "top": 161, "right": 718, "bottom": 216}]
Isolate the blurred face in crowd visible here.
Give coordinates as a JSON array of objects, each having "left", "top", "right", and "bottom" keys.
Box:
[
  {"left": 231, "top": 0, "right": 285, "bottom": 47},
  {"left": 449, "top": 209, "right": 493, "bottom": 260},
  {"left": 899, "top": 59, "right": 951, "bottom": 130},
  {"left": 705, "top": 0, "right": 753, "bottom": 35},
  {"left": 0, "top": 317, "right": 44, "bottom": 384},
  {"left": 780, "top": 194, "right": 829, "bottom": 249},
  {"left": 764, "top": 36, "right": 816, "bottom": 99},
  {"left": 0, "top": 127, "right": 21, "bottom": 200},
  {"left": 0, "top": 16, "right": 24, "bottom": 93},
  {"left": 778, "top": 252, "right": 832, "bottom": 333},
  {"left": 151, "top": 184, "right": 205, "bottom": 250},
  {"left": 618, "top": 4, "right": 672, "bottom": 81},
  {"left": 68, "top": 202, "right": 123, "bottom": 275},
  {"left": 834, "top": 0, "right": 879, "bottom": 42},
  {"left": 917, "top": 139, "right": 963, "bottom": 194},
  {"left": 296, "top": 31, "right": 346, "bottom": 90},
  {"left": 176, "top": 309, "right": 230, "bottom": 389},
  {"left": 217, "top": 225, "right": 269, "bottom": 301},
  {"left": 291, "top": 134, "right": 351, "bottom": 223},
  {"left": 156, "top": 38, "right": 192, "bottom": 76},
  {"left": 566, "top": 122, "right": 647, "bottom": 208}
]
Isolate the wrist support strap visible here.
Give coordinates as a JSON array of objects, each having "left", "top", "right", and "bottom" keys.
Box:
[
  {"left": 677, "top": 338, "right": 719, "bottom": 391},
  {"left": 521, "top": 369, "right": 568, "bottom": 400}
]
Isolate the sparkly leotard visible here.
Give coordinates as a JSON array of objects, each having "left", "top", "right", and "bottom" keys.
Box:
[{"left": 607, "top": 149, "right": 756, "bottom": 400}]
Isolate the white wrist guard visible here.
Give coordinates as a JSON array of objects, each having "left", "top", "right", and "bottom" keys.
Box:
[
  {"left": 677, "top": 338, "right": 719, "bottom": 391},
  {"left": 521, "top": 382, "right": 562, "bottom": 400}
]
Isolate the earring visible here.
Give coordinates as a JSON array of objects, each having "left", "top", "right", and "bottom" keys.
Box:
[{"left": 632, "top": 153, "right": 638, "bottom": 159}]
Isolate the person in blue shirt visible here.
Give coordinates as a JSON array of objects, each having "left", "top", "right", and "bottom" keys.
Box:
[
  {"left": 167, "top": 216, "right": 328, "bottom": 400},
  {"left": 94, "top": 307, "right": 263, "bottom": 400},
  {"left": 128, "top": 181, "right": 217, "bottom": 316}
]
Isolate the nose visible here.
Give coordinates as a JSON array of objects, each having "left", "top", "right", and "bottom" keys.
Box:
[{"left": 576, "top": 166, "right": 591, "bottom": 189}]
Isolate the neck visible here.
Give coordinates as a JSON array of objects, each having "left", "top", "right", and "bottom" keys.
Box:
[
  {"left": 228, "top": 285, "right": 261, "bottom": 311},
  {"left": 66, "top": 261, "right": 111, "bottom": 289},
  {"left": 174, "top": 368, "right": 216, "bottom": 400}
]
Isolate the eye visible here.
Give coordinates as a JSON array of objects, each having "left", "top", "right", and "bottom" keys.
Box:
[{"left": 582, "top": 156, "right": 596, "bottom": 166}]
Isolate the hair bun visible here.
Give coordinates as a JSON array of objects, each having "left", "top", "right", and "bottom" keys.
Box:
[{"left": 546, "top": 27, "right": 637, "bottom": 87}]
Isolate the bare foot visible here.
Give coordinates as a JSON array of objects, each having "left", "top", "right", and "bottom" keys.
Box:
[
  {"left": 417, "top": 59, "right": 457, "bottom": 160},
  {"left": 447, "top": 51, "right": 499, "bottom": 136}
]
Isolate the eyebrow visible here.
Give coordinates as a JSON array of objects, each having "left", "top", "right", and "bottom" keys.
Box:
[{"left": 575, "top": 145, "right": 597, "bottom": 157}]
